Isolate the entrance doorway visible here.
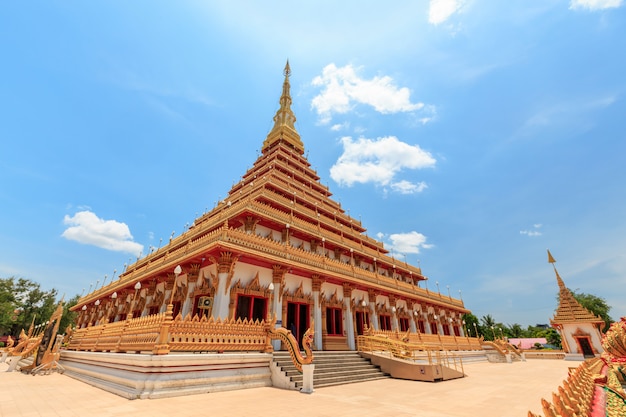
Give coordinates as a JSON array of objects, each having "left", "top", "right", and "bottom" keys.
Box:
[
  {"left": 576, "top": 337, "right": 595, "bottom": 357},
  {"left": 355, "top": 311, "right": 370, "bottom": 336},
  {"left": 287, "top": 302, "right": 309, "bottom": 349}
]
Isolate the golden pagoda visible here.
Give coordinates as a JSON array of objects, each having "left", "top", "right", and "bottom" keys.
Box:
[
  {"left": 548, "top": 250, "right": 604, "bottom": 360},
  {"left": 71, "top": 62, "right": 469, "bottom": 353}
]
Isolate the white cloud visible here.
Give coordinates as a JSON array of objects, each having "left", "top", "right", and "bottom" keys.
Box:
[
  {"left": 311, "top": 64, "right": 425, "bottom": 124},
  {"left": 385, "top": 231, "right": 434, "bottom": 254},
  {"left": 570, "top": 0, "right": 623, "bottom": 10},
  {"left": 330, "top": 122, "right": 350, "bottom": 132},
  {"left": 520, "top": 224, "right": 543, "bottom": 237},
  {"left": 390, "top": 180, "right": 428, "bottom": 195},
  {"left": 330, "top": 136, "right": 436, "bottom": 189},
  {"left": 62, "top": 210, "right": 144, "bottom": 256},
  {"left": 429, "top": 0, "right": 466, "bottom": 25}
]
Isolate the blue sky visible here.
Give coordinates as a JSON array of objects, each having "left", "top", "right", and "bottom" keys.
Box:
[{"left": 1, "top": 0, "right": 625, "bottom": 327}]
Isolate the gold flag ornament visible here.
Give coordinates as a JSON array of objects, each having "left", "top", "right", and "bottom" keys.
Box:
[{"left": 547, "top": 250, "right": 556, "bottom": 264}]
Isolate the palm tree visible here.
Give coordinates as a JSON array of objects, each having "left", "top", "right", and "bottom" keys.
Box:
[{"left": 481, "top": 315, "right": 496, "bottom": 341}]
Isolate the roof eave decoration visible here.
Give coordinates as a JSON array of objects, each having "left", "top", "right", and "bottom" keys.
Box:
[{"left": 262, "top": 60, "right": 305, "bottom": 155}]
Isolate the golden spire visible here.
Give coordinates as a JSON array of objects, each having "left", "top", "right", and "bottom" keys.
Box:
[{"left": 262, "top": 60, "right": 305, "bottom": 155}]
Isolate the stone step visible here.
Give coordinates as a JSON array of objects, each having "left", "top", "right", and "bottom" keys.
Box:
[
  {"left": 294, "top": 373, "right": 389, "bottom": 388},
  {"left": 272, "top": 351, "right": 389, "bottom": 389},
  {"left": 274, "top": 358, "right": 372, "bottom": 369},
  {"left": 283, "top": 364, "right": 381, "bottom": 377}
]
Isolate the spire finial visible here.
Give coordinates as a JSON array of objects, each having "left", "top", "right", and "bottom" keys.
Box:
[
  {"left": 261, "top": 61, "right": 304, "bottom": 155},
  {"left": 547, "top": 249, "right": 566, "bottom": 289},
  {"left": 284, "top": 60, "right": 291, "bottom": 77}
]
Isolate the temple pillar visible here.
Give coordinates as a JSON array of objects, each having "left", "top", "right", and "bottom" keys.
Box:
[
  {"left": 367, "top": 289, "right": 379, "bottom": 330},
  {"left": 311, "top": 275, "right": 323, "bottom": 350},
  {"left": 343, "top": 284, "right": 355, "bottom": 350},
  {"left": 271, "top": 265, "right": 287, "bottom": 350},
  {"left": 211, "top": 252, "right": 239, "bottom": 320},
  {"left": 425, "top": 313, "right": 433, "bottom": 334},
  {"left": 389, "top": 296, "right": 399, "bottom": 331},
  {"left": 409, "top": 302, "right": 418, "bottom": 333}
]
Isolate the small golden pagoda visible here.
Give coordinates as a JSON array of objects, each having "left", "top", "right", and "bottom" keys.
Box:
[
  {"left": 71, "top": 62, "right": 469, "bottom": 352},
  {"left": 548, "top": 250, "right": 604, "bottom": 360}
]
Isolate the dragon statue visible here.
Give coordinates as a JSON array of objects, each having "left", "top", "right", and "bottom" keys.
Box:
[{"left": 268, "top": 316, "right": 314, "bottom": 372}]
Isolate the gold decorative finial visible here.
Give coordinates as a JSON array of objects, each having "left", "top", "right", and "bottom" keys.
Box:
[
  {"left": 261, "top": 61, "right": 304, "bottom": 155},
  {"left": 284, "top": 60, "right": 291, "bottom": 77}
]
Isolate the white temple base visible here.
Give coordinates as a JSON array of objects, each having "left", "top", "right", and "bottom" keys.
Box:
[{"left": 60, "top": 350, "right": 272, "bottom": 399}]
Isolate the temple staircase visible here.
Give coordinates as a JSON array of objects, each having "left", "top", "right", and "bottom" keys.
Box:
[{"left": 272, "top": 351, "right": 389, "bottom": 389}]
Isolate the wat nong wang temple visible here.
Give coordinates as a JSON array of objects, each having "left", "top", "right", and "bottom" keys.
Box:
[
  {"left": 8, "top": 62, "right": 626, "bottom": 416},
  {"left": 71, "top": 61, "right": 470, "bottom": 352}
]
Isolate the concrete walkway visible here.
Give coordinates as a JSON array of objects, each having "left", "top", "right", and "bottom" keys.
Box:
[{"left": 0, "top": 359, "right": 576, "bottom": 417}]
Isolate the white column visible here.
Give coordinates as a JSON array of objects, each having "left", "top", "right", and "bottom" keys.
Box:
[
  {"left": 425, "top": 313, "right": 432, "bottom": 334},
  {"left": 391, "top": 307, "right": 399, "bottom": 331},
  {"left": 343, "top": 298, "right": 356, "bottom": 350},
  {"left": 410, "top": 311, "right": 417, "bottom": 333},
  {"left": 212, "top": 271, "right": 231, "bottom": 320},
  {"left": 312, "top": 291, "right": 322, "bottom": 350},
  {"left": 271, "top": 280, "right": 282, "bottom": 351},
  {"left": 369, "top": 301, "right": 378, "bottom": 330}
]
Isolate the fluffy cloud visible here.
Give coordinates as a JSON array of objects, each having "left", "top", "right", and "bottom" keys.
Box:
[
  {"left": 428, "top": 0, "right": 466, "bottom": 25},
  {"left": 311, "top": 64, "right": 425, "bottom": 124},
  {"left": 62, "top": 210, "right": 144, "bottom": 255},
  {"left": 570, "top": 0, "right": 623, "bottom": 10},
  {"left": 330, "top": 136, "right": 435, "bottom": 192},
  {"left": 385, "top": 231, "right": 434, "bottom": 254}
]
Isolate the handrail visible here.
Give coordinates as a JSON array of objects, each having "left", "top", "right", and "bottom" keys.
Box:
[{"left": 356, "top": 333, "right": 465, "bottom": 375}]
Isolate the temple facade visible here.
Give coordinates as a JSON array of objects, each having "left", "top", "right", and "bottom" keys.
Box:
[{"left": 72, "top": 62, "right": 470, "bottom": 352}]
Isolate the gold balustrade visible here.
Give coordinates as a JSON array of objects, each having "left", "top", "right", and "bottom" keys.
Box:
[
  {"left": 168, "top": 315, "right": 268, "bottom": 352},
  {"left": 66, "top": 311, "right": 271, "bottom": 355}
]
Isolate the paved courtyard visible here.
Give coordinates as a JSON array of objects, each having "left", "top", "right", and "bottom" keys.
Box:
[{"left": 0, "top": 359, "right": 576, "bottom": 417}]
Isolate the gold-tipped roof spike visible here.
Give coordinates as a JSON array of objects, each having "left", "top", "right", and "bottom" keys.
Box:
[
  {"left": 261, "top": 60, "right": 305, "bottom": 155},
  {"left": 547, "top": 249, "right": 604, "bottom": 325}
]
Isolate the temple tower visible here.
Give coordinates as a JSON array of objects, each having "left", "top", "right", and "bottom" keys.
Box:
[{"left": 547, "top": 250, "right": 604, "bottom": 360}]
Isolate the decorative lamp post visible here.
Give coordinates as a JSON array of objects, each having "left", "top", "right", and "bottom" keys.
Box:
[{"left": 473, "top": 322, "right": 478, "bottom": 338}]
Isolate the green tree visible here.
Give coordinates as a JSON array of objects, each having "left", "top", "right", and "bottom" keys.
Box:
[
  {"left": 462, "top": 313, "right": 480, "bottom": 337},
  {"left": 506, "top": 323, "right": 526, "bottom": 338},
  {"left": 0, "top": 277, "right": 75, "bottom": 338},
  {"left": 480, "top": 314, "right": 497, "bottom": 341}
]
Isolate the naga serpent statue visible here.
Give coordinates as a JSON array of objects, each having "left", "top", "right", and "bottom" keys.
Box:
[{"left": 268, "top": 316, "right": 314, "bottom": 372}]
